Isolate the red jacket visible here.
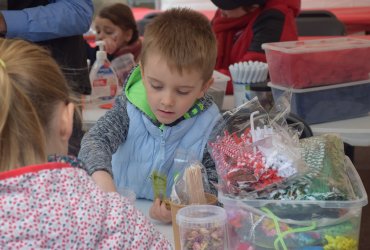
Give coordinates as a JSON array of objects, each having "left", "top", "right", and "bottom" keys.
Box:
[{"left": 212, "top": 0, "right": 300, "bottom": 94}]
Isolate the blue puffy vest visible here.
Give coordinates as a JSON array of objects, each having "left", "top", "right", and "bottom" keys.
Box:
[{"left": 112, "top": 101, "right": 220, "bottom": 200}]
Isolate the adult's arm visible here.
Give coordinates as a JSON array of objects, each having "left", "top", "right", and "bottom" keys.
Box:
[{"left": 1, "top": 0, "right": 93, "bottom": 42}]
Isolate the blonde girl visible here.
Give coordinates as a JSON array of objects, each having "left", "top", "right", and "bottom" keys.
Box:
[{"left": 0, "top": 38, "right": 171, "bottom": 249}]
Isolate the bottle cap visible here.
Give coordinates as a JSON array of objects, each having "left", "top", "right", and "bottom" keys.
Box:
[
  {"left": 96, "top": 40, "right": 105, "bottom": 51},
  {"left": 96, "top": 50, "right": 107, "bottom": 61},
  {"left": 95, "top": 41, "right": 107, "bottom": 61}
]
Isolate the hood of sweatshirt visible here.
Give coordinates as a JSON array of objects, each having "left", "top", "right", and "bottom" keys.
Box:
[{"left": 124, "top": 66, "right": 216, "bottom": 128}]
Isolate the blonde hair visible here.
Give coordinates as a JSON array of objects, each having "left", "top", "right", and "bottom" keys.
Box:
[
  {"left": 0, "top": 39, "right": 70, "bottom": 171},
  {"left": 140, "top": 8, "right": 217, "bottom": 82}
]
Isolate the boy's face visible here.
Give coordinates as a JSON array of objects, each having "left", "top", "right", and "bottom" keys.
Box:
[{"left": 141, "top": 52, "right": 212, "bottom": 125}]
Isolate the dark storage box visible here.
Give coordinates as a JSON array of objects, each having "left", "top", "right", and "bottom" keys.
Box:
[{"left": 268, "top": 80, "right": 370, "bottom": 124}]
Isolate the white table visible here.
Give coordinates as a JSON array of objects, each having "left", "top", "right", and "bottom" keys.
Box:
[
  {"left": 82, "top": 102, "right": 108, "bottom": 131},
  {"left": 135, "top": 199, "right": 174, "bottom": 246},
  {"left": 310, "top": 114, "right": 370, "bottom": 147}
]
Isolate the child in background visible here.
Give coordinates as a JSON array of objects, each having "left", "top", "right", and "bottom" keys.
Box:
[
  {"left": 0, "top": 38, "right": 171, "bottom": 249},
  {"left": 79, "top": 8, "right": 220, "bottom": 223},
  {"left": 88, "top": 3, "right": 141, "bottom": 84},
  {"left": 211, "top": 0, "right": 300, "bottom": 94}
]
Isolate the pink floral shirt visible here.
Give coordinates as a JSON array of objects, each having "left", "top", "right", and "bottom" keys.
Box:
[{"left": 0, "top": 162, "right": 172, "bottom": 249}]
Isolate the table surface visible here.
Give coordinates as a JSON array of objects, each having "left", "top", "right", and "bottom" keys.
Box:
[
  {"left": 310, "top": 114, "right": 370, "bottom": 147},
  {"left": 135, "top": 199, "right": 174, "bottom": 246},
  {"left": 327, "top": 7, "right": 370, "bottom": 25},
  {"left": 82, "top": 102, "right": 108, "bottom": 131}
]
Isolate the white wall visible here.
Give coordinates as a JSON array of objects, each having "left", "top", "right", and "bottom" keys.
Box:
[
  {"left": 301, "top": 0, "right": 370, "bottom": 9},
  {"left": 159, "top": 0, "right": 370, "bottom": 10},
  {"left": 93, "top": 0, "right": 128, "bottom": 12},
  {"left": 159, "top": 0, "right": 216, "bottom": 10}
]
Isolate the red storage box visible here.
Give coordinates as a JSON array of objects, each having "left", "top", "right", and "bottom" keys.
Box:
[{"left": 262, "top": 38, "right": 370, "bottom": 88}]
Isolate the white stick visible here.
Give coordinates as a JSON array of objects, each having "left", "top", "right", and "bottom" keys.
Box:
[{"left": 250, "top": 111, "right": 260, "bottom": 154}]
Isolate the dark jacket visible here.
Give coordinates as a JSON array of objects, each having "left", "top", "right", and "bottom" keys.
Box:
[{"left": 7, "top": 0, "right": 91, "bottom": 95}]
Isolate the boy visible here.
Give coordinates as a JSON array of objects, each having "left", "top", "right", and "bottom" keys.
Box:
[{"left": 79, "top": 8, "right": 220, "bottom": 222}]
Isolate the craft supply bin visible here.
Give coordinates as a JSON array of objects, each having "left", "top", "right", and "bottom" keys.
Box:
[
  {"left": 262, "top": 37, "right": 370, "bottom": 88},
  {"left": 268, "top": 80, "right": 370, "bottom": 124},
  {"left": 208, "top": 70, "right": 230, "bottom": 110},
  {"left": 219, "top": 157, "right": 367, "bottom": 250}
]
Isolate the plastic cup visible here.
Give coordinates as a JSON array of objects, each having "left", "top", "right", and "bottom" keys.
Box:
[
  {"left": 233, "top": 82, "right": 251, "bottom": 108},
  {"left": 250, "top": 82, "right": 274, "bottom": 111},
  {"left": 170, "top": 193, "right": 218, "bottom": 250},
  {"left": 176, "top": 204, "right": 227, "bottom": 250},
  {"left": 117, "top": 187, "right": 136, "bottom": 204}
]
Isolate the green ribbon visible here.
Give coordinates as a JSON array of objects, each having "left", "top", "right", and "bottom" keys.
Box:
[{"left": 261, "top": 207, "right": 317, "bottom": 250}]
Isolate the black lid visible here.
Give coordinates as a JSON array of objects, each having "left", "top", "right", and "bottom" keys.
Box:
[{"left": 250, "top": 81, "right": 271, "bottom": 91}]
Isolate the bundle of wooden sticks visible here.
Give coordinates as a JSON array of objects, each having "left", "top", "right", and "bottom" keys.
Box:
[{"left": 184, "top": 163, "right": 207, "bottom": 204}]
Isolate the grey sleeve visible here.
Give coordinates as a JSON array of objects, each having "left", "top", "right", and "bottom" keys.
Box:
[
  {"left": 201, "top": 146, "right": 218, "bottom": 196},
  {"left": 78, "top": 95, "right": 129, "bottom": 176},
  {"left": 201, "top": 114, "right": 225, "bottom": 198}
]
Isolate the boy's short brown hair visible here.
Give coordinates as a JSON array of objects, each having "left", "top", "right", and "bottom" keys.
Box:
[{"left": 140, "top": 8, "right": 217, "bottom": 82}]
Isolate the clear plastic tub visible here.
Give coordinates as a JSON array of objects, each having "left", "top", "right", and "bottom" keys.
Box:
[
  {"left": 268, "top": 79, "right": 370, "bottom": 124},
  {"left": 176, "top": 205, "right": 228, "bottom": 250},
  {"left": 208, "top": 70, "right": 230, "bottom": 110},
  {"left": 262, "top": 37, "right": 370, "bottom": 88},
  {"left": 111, "top": 53, "right": 135, "bottom": 87},
  {"left": 220, "top": 157, "right": 368, "bottom": 250}
]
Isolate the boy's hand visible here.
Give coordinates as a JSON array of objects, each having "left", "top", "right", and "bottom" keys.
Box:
[
  {"left": 149, "top": 198, "right": 172, "bottom": 223},
  {"left": 91, "top": 170, "right": 117, "bottom": 192}
]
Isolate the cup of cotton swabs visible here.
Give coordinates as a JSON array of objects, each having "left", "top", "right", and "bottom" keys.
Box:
[{"left": 229, "top": 61, "right": 269, "bottom": 108}]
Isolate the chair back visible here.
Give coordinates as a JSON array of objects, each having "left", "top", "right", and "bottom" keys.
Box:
[
  {"left": 137, "top": 12, "right": 161, "bottom": 36},
  {"left": 296, "top": 10, "right": 346, "bottom": 36}
]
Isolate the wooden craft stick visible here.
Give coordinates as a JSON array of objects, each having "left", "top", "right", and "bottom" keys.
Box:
[{"left": 185, "top": 164, "right": 207, "bottom": 204}]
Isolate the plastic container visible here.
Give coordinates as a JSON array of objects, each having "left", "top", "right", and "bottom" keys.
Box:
[
  {"left": 220, "top": 157, "right": 368, "bottom": 250},
  {"left": 262, "top": 37, "right": 370, "bottom": 88},
  {"left": 176, "top": 204, "right": 228, "bottom": 250},
  {"left": 89, "top": 41, "right": 119, "bottom": 103},
  {"left": 208, "top": 70, "right": 230, "bottom": 110},
  {"left": 111, "top": 53, "right": 135, "bottom": 87},
  {"left": 268, "top": 79, "right": 370, "bottom": 124},
  {"left": 170, "top": 193, "right": 218, "bottom": 250},
  {"left": 250, "top": 81, "right": 274, "bottom": 111},
  {"left": 232, "top": 82, "right": 252, "bottom": 108}
]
